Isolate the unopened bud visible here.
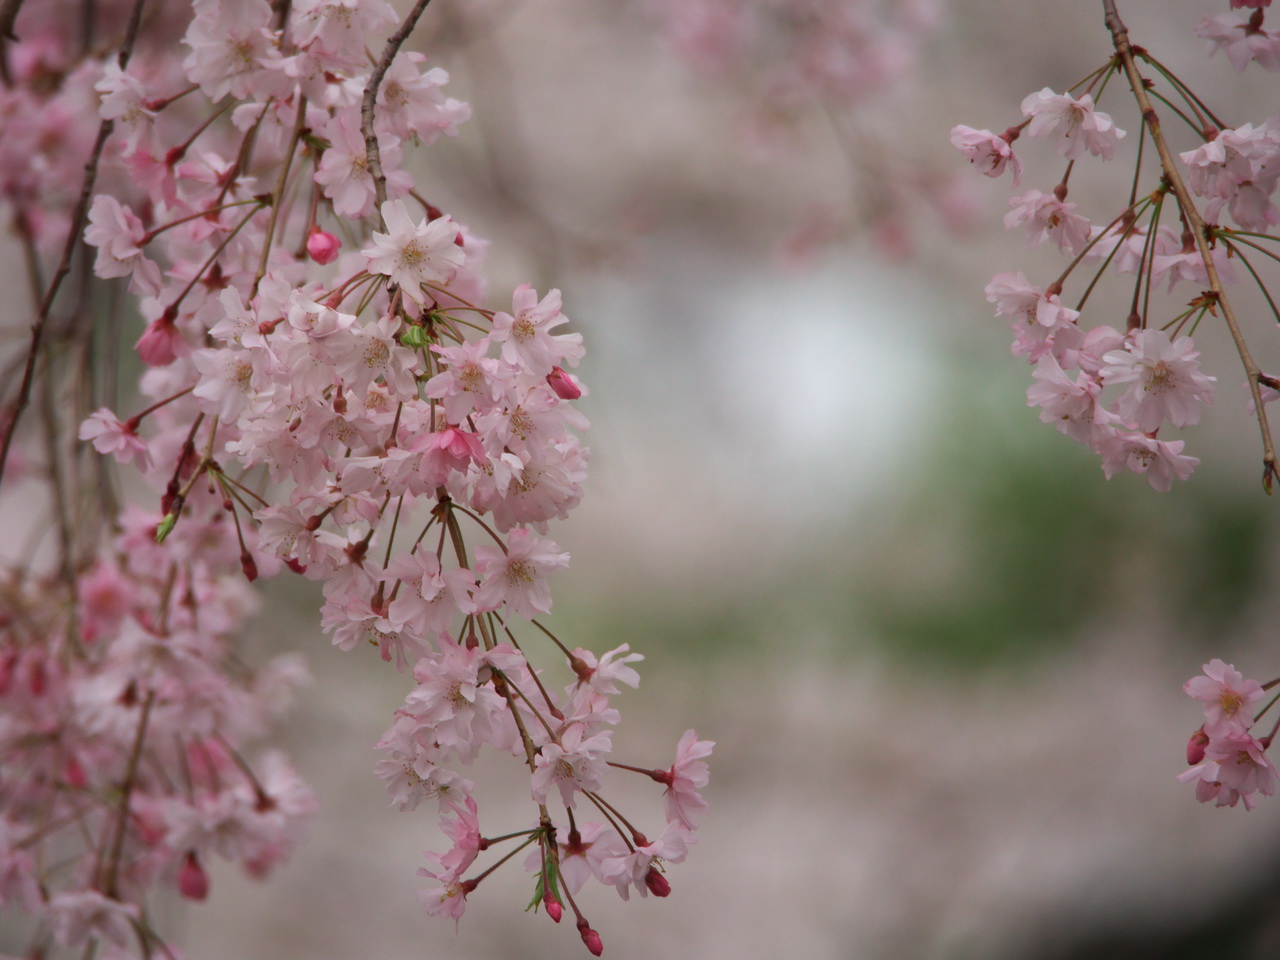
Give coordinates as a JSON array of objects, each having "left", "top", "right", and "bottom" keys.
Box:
[
  {"left": 155, "top": 512, "right": 177, "bottom": 543},
  {"left": 64, "top": 755, "right": 88, "bottom": 789},
  {"left": 240, "top": 550, "right": 258, "bottom": 583},
  {"left": 543, "top": 891, "right": 563, "bottom": 923},
  {"left": 644, "top": 866, "right": 671, "bottom": 897},
  {"left": 546, "top": 366, "right": 582, "bottom": 400},
  {"left": 577, "top": 919, "right": 603, "bottom": 956},
  {"left": 401, "top": 324, "right": 431, "bottom": 349},
  {"left": 27, "top": 659, "right": 45, "bottom": 696},
  {"left": 178, "top": 851, "right": 210, "bottom": 901},
  {"left": 307, "top": 228, "right": 342, "bottom": 265},
  {"left": 1187, "top": 725, "right": 1210, "bottom": 765}
]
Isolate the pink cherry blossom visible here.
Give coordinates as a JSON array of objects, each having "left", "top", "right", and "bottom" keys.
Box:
[
  {"left": 489, "top": 284, "right": 584, "bottom": 377},
  {"left": 363, "top": 199, "right": 466, "bottom": 306},
  {"left": 1003, "top": 189, "right": 1091, "bottom": 255},
  {"left": 949, "top": 125, "right": 1022, "bottom": 186},
  {"left": 1179, "top": 732, "right": 1279, "bottom": 810},
  {"left": 531, "top": 724, "right": 613, "bottom": 809},
  {"left": 472, "top": 528, "right": 570, "bottom": 618},
  {"left": 658, "top": 729, "right": 714, "bottom": 831},
  {"left": 598, "top": 823, "right": 690, "bottom": 901},
  {"left": 1020, "top": 88, "right": 1126, "bottom": 160},
  {"left": 1184, "top": 659, "right": 1265, "bottom": 737},
  {"left": 79, "top": 408, "right": 150, "bottom": 468},
  {"left": 1195, "top": 12, "right": 1280, "bottom": 71},
  {"left": 1100, "top": 329, "right": 1216, "bottom": 432},
  {"left": 1097, "top": 431, "right": 1199, "bottom": 491},
  {"left": 418, "top": 864, "right": 471, "bottom": 924}
]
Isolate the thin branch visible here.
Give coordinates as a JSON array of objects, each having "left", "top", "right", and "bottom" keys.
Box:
[
  {"left": 101, "top": 689, "right": 155, "bottom": 897},
  {"left": 361, "top": 0, "right": 433, "bottom": 219},
  {"left": 1103, "top": 0, "right": 1279, "bottom": 489},
  {"left": 0, "top": 0, "right": 148, "bottom": 490},
  {"left": 252, "top": 95, "right": 308, "bottom": 297},
  {"left": 0, "top": 0, "right": 25, "bottom": 85}
]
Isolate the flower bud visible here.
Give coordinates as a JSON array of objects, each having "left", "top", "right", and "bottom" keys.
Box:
[
  {"left": 178, "top": 851, "right": 210, "bottom": 901},
  {"left": 154, "top": 512, "right": 177, "bottom": 543},
  {"left": 64, "top": 755, "right": 88, "bottom": 789},
  {"left": 1187, "top": 725, "right": 1210, "bottom": 765},
  {"left": 401, "top": 324, "right": 431, "bottom": 349},
  {"left": 644, "top": 865, "right": 671, "bottom": 897},
  {"left": 543, "top": 890, "right": 563, "bottom": 923},
  {"left": 307, "top": 228, "right": 341, "bottom": 265},
  {"left": 577, "top": 919, "right": 603, "bottom": 956},
  {"left": 240, "top": 550, "right": 259, "bottom": 583},
  {"left": 546, "top": 366, "right": 582, "bottom": 400}
]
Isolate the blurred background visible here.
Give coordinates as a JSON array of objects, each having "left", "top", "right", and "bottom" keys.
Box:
[{"left": 10, "top": 0, "right": 1280, "bottom": 957}]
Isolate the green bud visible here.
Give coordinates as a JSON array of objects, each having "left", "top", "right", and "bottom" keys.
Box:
[
  {"left": 155, "top": 513, "right": 177, "bottom": 543},
  {"left": 401, "top": 324, "right": 431, "bottom": 349}
]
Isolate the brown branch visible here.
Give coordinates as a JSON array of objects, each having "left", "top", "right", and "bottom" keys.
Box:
[
  {"left": 361, "top": 0, "right": 433, "bottom": 221},
  {"left": 1102, "top": 0, "right": 1279, "bottom": 490},
  {"left": 101, "top": 689, "right": 155, "bottom": 898},
  {"left": 252, "top": 95, "right": 308, "bottom": 298},
  {"left": 0, "top": 0, "right": 149, "bottom": 491},
  {"left": 0, "top": 0, "right": 25, "bottom": 85}
]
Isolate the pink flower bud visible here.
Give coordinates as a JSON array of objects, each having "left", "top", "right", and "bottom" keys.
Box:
[
  {"left": 178, "top": 851, "right": 210, "bottom": 901},
  {"left": 27, "top": 657, "right": 45, "bottom": 697},
  {"left": 577, "top": 919, "right": 603, "bottom": 956},
  {"left": 307, "top": 227, "right": 342, "bottom": 265},
  {"left": 64, "top": 756, "right": 88, "bottom": 789},
  {"left": 135, "top": 310, "right": 183, "bottom": 366},
  {"left": 1187, "top": 725, "right": 1210, "bottom": 765},
  {"left": 543, "top": 890, "right": 563, "bottom": 923},
  {"left": 644, "top": 866, "right": 671, "bottom": 897},
  {"left": 546, "top": 366, "right": 582, "bottom": 400},
  {"left": 0, "top": 652, "right": 16, "bottom": 695}
]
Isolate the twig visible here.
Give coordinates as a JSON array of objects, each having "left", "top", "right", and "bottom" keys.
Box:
[
  {"left": 0, "top": 0, "right": 25, "bottom": 84},
  {"left": 0, "top": 0, "right": 148, "bottom": 490},
  {"left": 361, "top": 0, "right": 433, "bottom": 220},
  {"left": 1102, "top": 0, "right": 1279, "bottom": 490},
  {"left": 101, "top": 689, "right": 155, "bottom": 897},
  {"left": 252, "top": 95, "right": 308, "bottom": 297}
]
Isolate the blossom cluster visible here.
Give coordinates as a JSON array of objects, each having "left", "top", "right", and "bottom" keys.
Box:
[
  {"left": 1180, "top": 659, "right": 1278, "bottom": 809},
  {"left": 952, "top": 2, "right": 1280, "bottom": 492},
  {"left": 0, "top": 0, "right": 711, "bottom": 955},
  {"left": 644, "top": 0, "right": 939, "bottom": 110},
  {"left": 954, "top": 0, "right": 1280, "bottom": 816},
  {"left": 643, "top": 0, "right": 968, "bottom": 261},
  {"left": 0, "top": 503, "right": 316, "bottom": 953}
]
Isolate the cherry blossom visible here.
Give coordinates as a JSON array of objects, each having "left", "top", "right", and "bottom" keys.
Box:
[
  {"left": 1184, "top": 659, "right": 1265, "bottom": 737},
  {"left": 1020, "top": 88, "right": 1126, "bottom": 160},
  {"left": 949, "top": 125, "right": 1022, "bottom": 185},
  {"left": 658, "top": 730, "right": 714, "bottom": 831},
  {"left": 1179, "top": 732, "right": 1280, "bottom": 810},
  {"left": 1100, "top": 329, "right": 1216, "bottom": 432},
  {"left": 5, "top": 1, "right": 703, "bottom": 953},
  {"left": 79, "top": 408, "right": 151, "bottom": 468},
  {"left": 363, "top": 199, "right": 467, "bottom": 306}
]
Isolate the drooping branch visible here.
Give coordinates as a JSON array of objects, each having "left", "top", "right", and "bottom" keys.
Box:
[
  {"left": 0, "top": 0, "right": 149, "bottom": 491},
  {"left": 1102, "top": 0, "right": 1279, "bottom": 490},
  {"left": 361, "top": 0, "right": 433, "bottom": 222}
]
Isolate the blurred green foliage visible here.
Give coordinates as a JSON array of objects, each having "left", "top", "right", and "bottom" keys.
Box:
[{"left": 839, "top": 370, "right": 1277, "bottom": 667}]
